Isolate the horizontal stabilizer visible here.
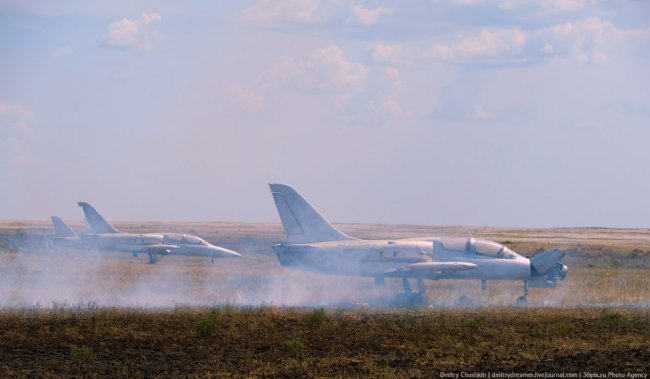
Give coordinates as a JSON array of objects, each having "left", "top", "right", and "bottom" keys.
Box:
[{"left": 51, "top": 216, "right": 77, "bottom": 237}]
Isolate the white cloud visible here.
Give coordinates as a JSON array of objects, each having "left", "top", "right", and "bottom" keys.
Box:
[
  {"left": 383, "top": 96, "right": 403, "bottom": 118},
  {"left": 481, "top": 0, "right": 598, "bottom": 12},
  {"left": 451, "top": 0, "right": 484, "bottom": 5},
  {"left": 534, "top": 0, "right": 598, "bottom": 12},
  {"left": 252, "top": 45, "right": 370, "bottom": 109},
  {"left": 221, "top": 83, "right": 267, "bottom": 112},
  {"left": 0, "top": 101, "right": 34, "bottom": 164},
  {"left": 52, "top": 46, "right": 73, "bottom": 57},
  {"left": 350, "top": 5, "right": 393, "bottom": 26},
  {"left": 542, "top": 16, "right": 620, "bottom": 62},
  {"left": 104, "top": 12, "right": 162, "bottom": 51},
  {"left": 240, "top": 1, "right": 394, "bottom": 27},
  {"left": 497, "top": 1, "right": 518, "bottom": 10},
  {"left": 348, "top": 94, "right": 408, "bottom": 124},
  {"left": 540, "top": 42, "right": 555, "bottom": 54},
  {"left": 431, "top": 28, "right": 527, "bottom": 60},
  {"left": 384, "top": 67, "right": 402, "bottom": 88},
  {"left": 277, "top": 45, "right": 368, "bottom": 95},
  {"left": 371, "top": 42, "right": 408, "bottom": 65},
  {"left": 0, "top": 101, "right": 33, "bottom": 120},
  {"left": 240, "top": 0, "right": 328, "bottom": 25},
  {"left": 474, "top": 105, "right": 493, "bottom": 120}
]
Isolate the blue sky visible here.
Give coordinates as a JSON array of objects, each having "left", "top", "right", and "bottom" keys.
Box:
[{"left": 1, "top": 0, "right": 649, "bottom": 227}]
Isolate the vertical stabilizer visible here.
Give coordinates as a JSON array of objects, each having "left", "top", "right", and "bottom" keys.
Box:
[
  {"left": 51, "top": 216, "right": 77, "bottom": 237},
  {"left": 268, "top": 183, "right": 355, "bottom": 243},
  {"left": 77, "top": 202, "right": 119, "bottom": 234}
]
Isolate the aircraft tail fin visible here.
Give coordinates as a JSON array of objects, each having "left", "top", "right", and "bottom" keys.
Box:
[
  {"left": 268, "top": 183, "right": 355, "bottom": 244},
  {"left": 51, "top": 216, "right": 77, "bottom": 237},
  {"left": 77, "top": 202, "right": 119, "bottom": 234}
]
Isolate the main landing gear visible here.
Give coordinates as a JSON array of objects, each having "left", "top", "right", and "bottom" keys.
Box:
[
  {"left": 394, "top": 277, "right": 426, "bottom": 307},
  {"left": 516, "top": 280, "right": 529, "bottom": 305},
  {"left": 148, "top": 252, "right": 158, "bottom": 264}
]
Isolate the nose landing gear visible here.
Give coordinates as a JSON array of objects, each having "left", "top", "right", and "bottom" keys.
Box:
[{"left": 401, "top": 277, "right": 412, "bottom": 294}]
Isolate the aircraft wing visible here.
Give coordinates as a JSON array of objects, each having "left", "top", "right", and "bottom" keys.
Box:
[
  {"left": 135, "top": 244, "right": 179, "bottom": 256},
  {"left": 383, "top": 261, "right": 477, "bottom": 278}
]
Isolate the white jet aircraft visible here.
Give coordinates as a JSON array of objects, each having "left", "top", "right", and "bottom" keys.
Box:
[
  {"left": 269, "top": 183, "right": 567, "bottom": 305},
  {"left": 72, "top": 202, "right": 241, "bottom": 264}
]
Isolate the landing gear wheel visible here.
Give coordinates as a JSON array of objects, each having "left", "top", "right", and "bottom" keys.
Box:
[
  {"left": 457, "top": 295, "right": 472, "bottom": 307},
  {"left": 407, "top": 293, "right": 425, "bottom": 308},
  {"left": 394, "top": 292, "right": 409, "bottom": 305},
  {"left": 148, "top": 252, "right": 158, "bottom": 264},
  {"left": 393, "top": 292, "right": 426, "bottom": 308},
  {"left": 516, "top": 280, "right": 529, "bottom": 305}
]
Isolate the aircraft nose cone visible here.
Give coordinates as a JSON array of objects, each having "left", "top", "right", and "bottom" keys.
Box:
[{"left": 212, "top": 246, "right": 242, "bottom": 258}]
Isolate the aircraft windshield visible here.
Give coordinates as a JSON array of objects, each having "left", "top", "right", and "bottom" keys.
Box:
[
  {"left": 439, "top": 237, "right": 519, "bottom": 259},
  {"left": 474, "top": 239, "right": 518, "bottom": 259},
  {"left": 474, "top": 240, "right": 503, "bottom": 256},
  {"left": 164, "top": 234, "right": 210, "bottom": 246},
  {"left": 183, "top": 235, "right": 209, "bottom": 245},
  {"left": 439, "top": 237, "right": 470, "bottom": 252}
]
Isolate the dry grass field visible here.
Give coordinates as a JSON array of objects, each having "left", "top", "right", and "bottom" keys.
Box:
[
  {"left": 0, "top": 307, "right": 648, "bottom": 377},
  {"left": 0, "top": 220, "right": 649, "bottom": 376}
]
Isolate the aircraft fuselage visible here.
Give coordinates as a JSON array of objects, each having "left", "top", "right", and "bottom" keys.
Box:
[
  {"left": 73, "top": 232, "right": 238, "bottom": 258},
  {"left": 273, "top": 238, "right": 532, "bottom": 281}
]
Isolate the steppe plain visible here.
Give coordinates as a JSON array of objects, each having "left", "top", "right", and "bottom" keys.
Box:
[{"left": 0, "top": 221, "right": 648, "bottom": 376}]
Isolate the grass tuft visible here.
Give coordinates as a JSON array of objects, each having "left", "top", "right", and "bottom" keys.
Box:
[
  {"left": 303, "top": 308, "right": 327, "bottom": 327},
  {"left": 194, "top": 318, "right": 217, "bottom": 338},
  {"left": 282, "top": 337, "right": 304, "bottom": 359},
  {"left": 601, "top": 311, "right": 625, "bottom": 329},
  {"left": 70, "top": 344, "right": 93, "bottom": 361},
  {"left": 463, "top": 316, "right": 483, "bottom": 333}
]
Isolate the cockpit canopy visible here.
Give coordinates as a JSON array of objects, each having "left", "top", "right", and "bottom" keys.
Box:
[
  {"left": 163, "top": 233, "right": 210, "bottom": 246},
  {"left": 439, "top": 237, "right": 520, "bottom": 259}
]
